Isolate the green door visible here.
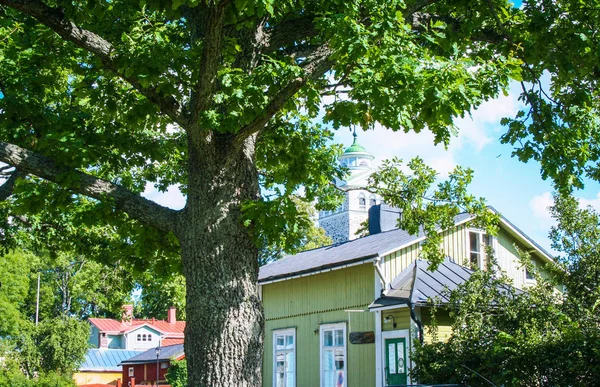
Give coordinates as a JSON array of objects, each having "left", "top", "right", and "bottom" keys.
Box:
[{"left": 384, "top": 337, "right": 407, "bottom": 386}]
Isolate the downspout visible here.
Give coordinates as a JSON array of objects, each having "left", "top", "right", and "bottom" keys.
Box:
[
  {"left": 408, "top": 302, "right": 423, "bottom": 344},
  {"left": 407, "top": 261, "right": 424, "bottom": 343},
  {"left": 373, "top": 254, "right": 389, "bottom": 290}
]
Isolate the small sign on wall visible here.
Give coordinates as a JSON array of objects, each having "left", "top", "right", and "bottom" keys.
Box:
[{"left": 349, "top": 331, "right": 375, "bottom": 344}]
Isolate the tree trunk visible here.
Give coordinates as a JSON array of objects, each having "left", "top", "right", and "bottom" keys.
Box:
[{"left": 180, "top": 133, "right": 263, "bottom": 386}]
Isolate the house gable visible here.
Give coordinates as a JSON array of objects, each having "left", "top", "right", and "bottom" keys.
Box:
[{"left": 124, "top": 325, "right": 162, "bottom": 350}]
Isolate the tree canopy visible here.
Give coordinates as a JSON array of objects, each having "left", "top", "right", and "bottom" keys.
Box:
[
  {"left": 413, "top": 195, "right": 600, "bottom": 386},
  {"left": 1, "top": 0, "right": 599, "bottom": 385}
]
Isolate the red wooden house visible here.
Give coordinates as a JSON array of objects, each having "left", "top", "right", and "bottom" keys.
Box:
[{"left": 119, "top": 344, "right": 184, "bottom": 386}]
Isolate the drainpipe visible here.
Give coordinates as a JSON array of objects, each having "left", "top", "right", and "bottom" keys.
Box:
[
  {"left": 373, "top": 255, "right": 389, "bottom": 290},
  {"left": 408, "top": 302, "right": 424, "bottom": 344}
]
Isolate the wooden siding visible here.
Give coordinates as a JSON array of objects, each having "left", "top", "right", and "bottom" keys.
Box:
[
  {"left": 263, "top": 263, "right": 375, "bottom": 321},
  {"left": 262, "top": 263, "right": 375, "bottom": 387},
  {"left": 262, "top": 309, "right": 375, "bottom": 387},
  {"left": 440, "top": 224, "right": 469, "bottom": 264},
  {"left": 421, "top": 308, "right": 453, "bottom": 344},
  {"left": 381, "top": 224, "right": 469, "bottom": 281},
  {"left": 381, "top": 308, "right": 411, "bottom": 332},
  {"left": 381, "top": 223, "right": 548, "bottom": 291}
]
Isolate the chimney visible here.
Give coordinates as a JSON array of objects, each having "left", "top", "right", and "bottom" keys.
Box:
[
  {"left": 167, "top": 306, "right": 176, "bottom": 324},
  {"left": 368, "top": 204, "right": 402, "bottom": 235},
  {"left": 122, "top": 304, "right": 134, "bottom": 323}
]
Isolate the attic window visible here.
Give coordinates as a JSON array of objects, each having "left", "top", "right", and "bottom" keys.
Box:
[
  {"left": 137, "top": 334, "right": 141, "bottom": 341},
  {"left": 148, "top": 334, "right": 152, "bottom": 341},
  {"left": 142, "top": 334, "right": 147, "bottom": 341},
  {"left": 469, "top": 231, "right": 483, "bottom": 270}
]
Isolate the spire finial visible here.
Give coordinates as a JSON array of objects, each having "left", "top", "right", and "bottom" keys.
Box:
[{"left": 352, "top": 125, "right": 358, "bottom": 144}]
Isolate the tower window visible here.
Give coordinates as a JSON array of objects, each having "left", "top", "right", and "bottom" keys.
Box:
[
  {"left": 370, "top": 195, "right": 377, "bottom": 206},
  {"left": 358, "top": 194, "right": 366, "bottom": 208}
]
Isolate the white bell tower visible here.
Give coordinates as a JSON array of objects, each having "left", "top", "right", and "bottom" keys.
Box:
[{"left": 319, "top": 132, "right": 381, "bottom": 243}]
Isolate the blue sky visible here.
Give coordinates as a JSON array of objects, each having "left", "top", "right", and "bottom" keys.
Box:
[{"left": 330, "top": 81, "right": 600, "bottom": 254}]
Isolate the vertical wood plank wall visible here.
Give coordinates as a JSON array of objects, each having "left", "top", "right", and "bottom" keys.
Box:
[{"left": 262, "top": 263, "right": 376, "bottom": 387}]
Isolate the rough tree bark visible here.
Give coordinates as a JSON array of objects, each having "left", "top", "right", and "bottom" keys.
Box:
[{"left": 179, "top": 133, "right": 263, "bottom": 386}]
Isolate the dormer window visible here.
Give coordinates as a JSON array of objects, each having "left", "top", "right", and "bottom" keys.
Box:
[{"left": 369, "top": 195, "right": 377, "bottom": 206}]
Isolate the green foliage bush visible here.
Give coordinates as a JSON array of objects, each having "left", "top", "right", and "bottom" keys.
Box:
[
  {"left": 412, "top": 195, "right": 600, "bottom": 387},
  {"left": 0, "top": 369, "right": 76, "bottom": 387},
  {"left": 165, "top": 359, "right": 187, "bottom": 387}
]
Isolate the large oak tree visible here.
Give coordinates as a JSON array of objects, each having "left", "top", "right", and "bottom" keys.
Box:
[{"left": 1, "top": 0, "right": 599, "bottom": 385}]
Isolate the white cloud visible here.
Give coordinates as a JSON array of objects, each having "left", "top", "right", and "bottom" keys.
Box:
[
  {"left": 578, "top": 192, "right": 600, "bottom": 212},
  {"left": 530, "top": 192, "right": 555, "bottom": 228},
  {"left": 142, "top": 183, "right": 186, "bottom": 210},
  {"left": 530, "top": 191, "right": 600, "bottom": 231}
]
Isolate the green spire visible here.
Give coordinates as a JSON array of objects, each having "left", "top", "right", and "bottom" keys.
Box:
[{"left": 344, "top": 130, "right": 368, "bottom": 154}]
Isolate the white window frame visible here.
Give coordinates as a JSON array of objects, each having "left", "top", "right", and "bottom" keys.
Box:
[
  {"left": 273, "top": 328, "right": 296, "bottom": 387},
  {"left": 468, "top": 229, "right": 486, "bottom": 270},
  {"left": 320, "top": 323, "right": 347, "bottom": 387},
  {"left": 524, "top": 259, "right": 537, "bottom": 284},
  {"left": 128, "top": 367, "right": 134, "bottom": 377}
]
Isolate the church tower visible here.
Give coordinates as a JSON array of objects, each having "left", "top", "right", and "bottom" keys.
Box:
[{"left": 318, "top": 132, "right": 382, "bottom": 244}]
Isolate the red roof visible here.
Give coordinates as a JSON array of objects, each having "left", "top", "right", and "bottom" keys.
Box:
[
  {"left": 88, "top": 318, "right": 185, "bottom": 337},
  {"left": 162, "top": 338, "right": 185, "bottom": 346}
]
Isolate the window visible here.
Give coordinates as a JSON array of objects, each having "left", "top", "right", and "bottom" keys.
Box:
[
  {"left": 136, "top": 334, "right": 141, "bottom": 341},
  {"left": 142, "top": 334, "right": 147, "bottom": 341},
  {"left": 320, "top": 323, "right": 346, "bottom": 387},
  {"left": 525, "top": 260, "right": 536, "bottom": 282},
  {"left": 148, "top": 334, "right": 152, "bottom": 341},
  {"left": 369, "top": 194, "right": 377, "bottom": 207},
  {"left": 469, "top": 231, "right": 493, "bottom": 270},
  {"left": 358, "top": 194, "right": 366, "bottom": 208},
  {"left": 273, "top": 329, "right": 295, "bottom": 387},
  {"left": 128, "top": 367, "right": 134, "bottom": 377},
  {"left": 469, "top": 231, "right": 482, "bottom": 269}
]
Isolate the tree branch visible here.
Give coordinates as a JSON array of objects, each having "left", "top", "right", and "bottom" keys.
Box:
[
  {"left": 235, "top": 44, "right": 334, "bottom": 145},
  {"left": 0, "top": 141, "right": 180, "bottom": 234},
  {"left": 0, "top": 168, "right": 24, "bottom": 201},
  {"left": 189, "top": 4, "right": 226, "bottom": 121},
  {"left": 263, "top": 15, "right": 318, "bottom": 54},
  {"left": 0, "top": 0, "right": 187, "bottom": 128}
]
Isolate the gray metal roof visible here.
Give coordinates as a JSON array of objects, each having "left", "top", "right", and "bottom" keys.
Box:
[
  {"left": 369, "top": 258, "right": 473, "bottom": 308},
  {"left": 80, "top": 349, "right": 144, "bottom": 372},
  {"left": 119, "top": 344, "right": 184, "bottom": 365},
  {"left": 258, "top": 213, "right": 472, "bottom": 283}
]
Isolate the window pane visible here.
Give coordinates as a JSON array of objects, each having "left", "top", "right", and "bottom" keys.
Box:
[
  {"left": 286, "top": 335, "right": 294, "bottom": 349},
  {"left": 335, "top": 330, "right": 344, "bottom": 346},
  {"left": 323, "top": 349, "right": 334, "bottom": 371},
  {"left": 324, "top": 331, "right": 333, "bottom": 347},
  {"left": 334, "top": 348, "right": 344, "bottom": 370},
  {"left": 286, "top": 371, "right": 295, "bottom": 387},
  {"left": 336, "top": 370, "right": 345, "bottom": 387},
  {"left": 276, "top": 360, "right": 285, "bottom": 373},
  {"left": 470, "top": 232, "right": 479, "bottom": 252},
  {"left": 397, "top": 342, "right": 405, "bottom": 373},
  {"left": 286, "top": 352, "right": 295, "bottom": 372},
  {"left": 276, "top": 336, "right": 284, "bottom": 349},
  {"left": 388, "top": 343, "right": 397, "bottom": 374},
  {"left": 470, "top": 252, "right": 479, "bottom": 265},
  {"left": 276, "top": 372, "right": 285, "bottom": 387}
]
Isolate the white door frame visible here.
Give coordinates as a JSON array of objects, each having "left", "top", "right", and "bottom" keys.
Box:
[{"left": 381, "top": 329, "right": 411, "bottom": 386}]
